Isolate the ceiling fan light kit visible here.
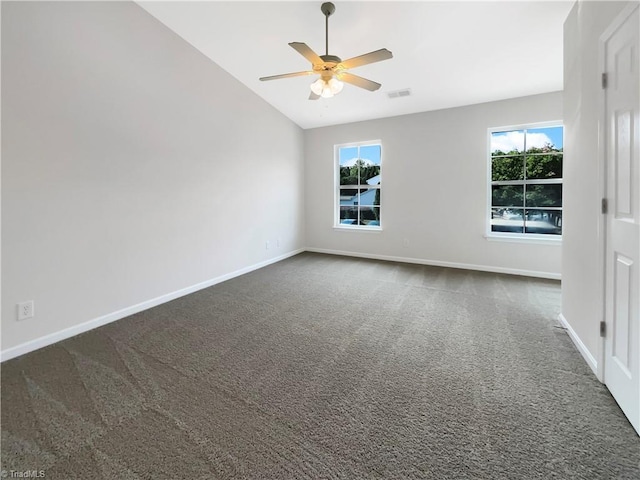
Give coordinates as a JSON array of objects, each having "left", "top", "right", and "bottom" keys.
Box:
[
  {"left": 259, "top": 2, "right": 393, "bottom": 100},
  {"left": 310, "top": 76, "right": 343, "bottom": 98}
]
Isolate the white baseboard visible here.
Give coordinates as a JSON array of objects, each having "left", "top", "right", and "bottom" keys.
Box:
[
  {"left": 1, "top": 249, "right": 304, "bottom": 362},
  {"left": 305, "top": 247, "right": 561, "bottom": 280},
  {"left": 558, "top": 313, "right": 598, "bottom": 376},
  {"left": 1, "top": 247, "right": 560, "bottom": 362}
]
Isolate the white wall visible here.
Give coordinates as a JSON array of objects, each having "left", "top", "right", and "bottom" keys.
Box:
[
  {"left": 1, "top": 2, "right": 304, "bottom": 355},
  {"left": 304, "top": 92, "right": 563, "bottom": 278},
  {"left": 561, "top": 0, "right": 629, "bottom": 374}
]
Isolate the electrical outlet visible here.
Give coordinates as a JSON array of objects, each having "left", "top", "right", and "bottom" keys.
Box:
[
  {"left": 17, "top": 300, "right": 34, "bottom": 321},
  {"left": 265, "top": 241, "right": 270, "bottom": 250}
]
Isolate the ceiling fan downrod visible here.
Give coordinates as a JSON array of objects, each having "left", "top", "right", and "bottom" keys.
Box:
[{"left": 321, "top": 2, "right": 335, "bottom": 57}]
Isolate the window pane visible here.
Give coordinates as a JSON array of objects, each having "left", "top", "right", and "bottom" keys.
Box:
[
  {"left": 339, "top": 167, "right": 358, "bottom": 186},
  {"left": 492, "top": 185, "right": 524, "bottom": 207},
  {"left": 491, "top": 130, "right": 524, "bottom": 155},
  {"left": 358, "top": 145, "right": 381, "bottom": 185},
  {"left": 525, "top": 209, "right": 562, "bottom": 235},
  {"left": 339, "top": 206, "right": 358, "bottom": 225},
  {"left": 491, "top": 208, "right": 524, "bottom": 233},
  {"left": 359, "top": 165, "right": 381, "bottom": 185},
  {"left": 360, "top": 206, "right": 380, "bottom": 226},
  {"left": 339, "top": 188, "right": 359, "bottom": 206},
  {"left": 359, "top": 145, "right": 381, "bottom": 165},
  {"left": 339, "top": 146, "right": 359, "bottom": 186},
  {"left": 526, "top": 126, "right": 563, "bottom": 152},
  {"left": 359, "top": 188, "right": 380, "bottom": 206},
  {"left": 525, "top": 184, "right": 562, "bottom": 207},
  {"left": 526, "top": 153, "right": 563, "bottom": 180},
  {"left": 492, "top": 155, "right": 524, "bottom": 181},
  {"left": 339, "top": 146, "right": 359, "bottom": 167}
]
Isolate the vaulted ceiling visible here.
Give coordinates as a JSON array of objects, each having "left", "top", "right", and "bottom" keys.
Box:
[{"left": 138, "top": 1, "right": 574, "bottom": 129}]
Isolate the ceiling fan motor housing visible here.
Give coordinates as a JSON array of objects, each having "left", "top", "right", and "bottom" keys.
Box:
[{"left": 319, "top": 55, "right": 342, "bottom": 65}]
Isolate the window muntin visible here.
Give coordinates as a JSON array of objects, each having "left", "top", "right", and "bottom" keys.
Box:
[
  {"left": 337, "top": 142, "right": 381, "bottom": 228},
  {"left": 489, "top": 125, "right": 563, "bottom": 236}
]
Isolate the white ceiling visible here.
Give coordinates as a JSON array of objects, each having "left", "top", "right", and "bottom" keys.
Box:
[{"left": 138, "top": 1, "right": 574, "bottom": 129}]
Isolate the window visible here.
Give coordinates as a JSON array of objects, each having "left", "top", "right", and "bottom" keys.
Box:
[
  {"left": 489, "top": 123, "right": 563, "bottom": 237},
  {"left": 336, "top": 141, "right": 381, "bottom": 228}
]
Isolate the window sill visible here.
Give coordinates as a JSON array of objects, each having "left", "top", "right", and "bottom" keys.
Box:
[
  {"left": 333, "top": 225, "right": 383, "bottom": 233},
  {"left": 484, "top": 233, "right": 562, "bottom": 245}
]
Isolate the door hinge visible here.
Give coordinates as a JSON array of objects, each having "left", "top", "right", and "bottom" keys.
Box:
[
  {"left": 602, "top": 72, "right": 608, "bottom": 89},
  {"left": 600, "top": 321, "right": 606, "bottom": 337},
  {"left": 601, "top": 198, "right": 608, "bottom": 214}
]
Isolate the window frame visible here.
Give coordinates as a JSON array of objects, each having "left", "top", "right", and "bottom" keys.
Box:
[
  {"left": 334, "top": 140, "right": 383, "bottom": 231},
  {"left": 486, "top": 121, "right": 564, "bottom": 243}
]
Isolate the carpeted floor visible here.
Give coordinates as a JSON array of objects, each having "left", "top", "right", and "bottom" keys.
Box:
[{"left": 1, "top": 252, "right": 639, "bottom": 479}]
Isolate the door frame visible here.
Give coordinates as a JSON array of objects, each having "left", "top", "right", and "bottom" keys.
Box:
[{"left": 597, "top": 1, "right": 640, "bottom": 384}]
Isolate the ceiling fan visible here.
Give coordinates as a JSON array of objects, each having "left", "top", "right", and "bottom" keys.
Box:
[{"left": 259, "top": 2, "right": 393, "bottom": 100}]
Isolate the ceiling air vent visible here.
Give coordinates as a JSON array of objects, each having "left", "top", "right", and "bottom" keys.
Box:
[{"left": 388, "top": 89, "right": 411, "bottom": 99}]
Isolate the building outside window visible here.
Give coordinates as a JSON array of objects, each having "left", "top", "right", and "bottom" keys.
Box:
[
  {"left": 336, "top": 141, "right": 382, "bottom": 229},
  {"left": 489, "top": 124, "right": 563, "bottom": 237}
]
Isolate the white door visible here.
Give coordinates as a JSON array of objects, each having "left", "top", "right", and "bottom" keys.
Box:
[{"left": 603, "top": 3, "right": 640, "bottom": 435}]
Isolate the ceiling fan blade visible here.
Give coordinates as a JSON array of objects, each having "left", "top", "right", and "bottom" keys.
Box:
[
  {"left": 309, "top": 91, "right": 320, "bottom": 101},
  {"left": 289, "top": 42, "right": 324, "bottom": 65},
  {"left": 339, "top": 48, "right": 393, "bottom": 70},
  {"left": 339, "top": 72, "right": 381, "bottom": 91},
  {"left": 259, "top": 71, "right": 314, "bottom": 81}
]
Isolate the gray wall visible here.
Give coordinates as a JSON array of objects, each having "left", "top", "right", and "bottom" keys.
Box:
[
  {"left": 304, "top": 92, "right": 563, "bottom": 277},
  {"left": 1, "top": 1, "right": 305, "bottom": 353},
  {"left": 562, "top": 0, "right": 629, "bottom": 374}
]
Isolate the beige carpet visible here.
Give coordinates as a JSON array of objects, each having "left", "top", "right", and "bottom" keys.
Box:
[{"left": 2, "top": 252, "right": 639, "bottom": 479}]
